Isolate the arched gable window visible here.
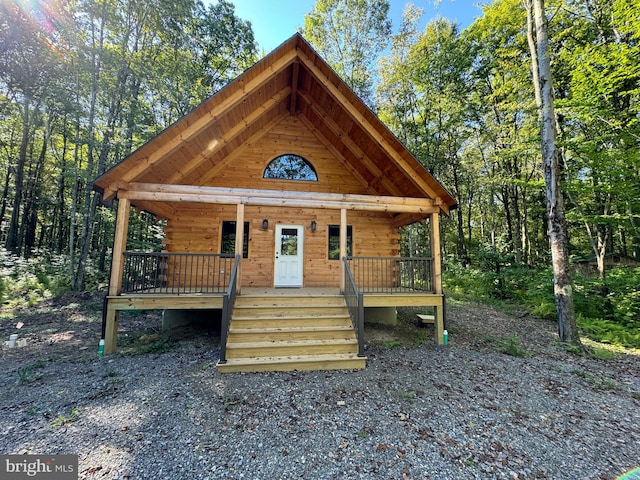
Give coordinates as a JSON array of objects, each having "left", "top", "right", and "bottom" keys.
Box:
[{"left": 263, "top": 154, "right": 318, "bottom": 181}]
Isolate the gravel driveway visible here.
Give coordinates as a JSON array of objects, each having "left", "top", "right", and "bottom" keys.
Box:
[{"left": 1, "top": 294, "right": 638, "bottom": 479}]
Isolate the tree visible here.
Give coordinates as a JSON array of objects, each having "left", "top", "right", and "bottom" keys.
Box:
[
  {"left": 303, "top": 0, "right": 391, "bottom": 107},
  {"left": 553, "top": 0, "right": 640, "bottom": 278},
  {"left": 526, "top": 0, "right": 582, "bottom": 347},
  {"left": 0, "top": 1, "right": 62, "bottom": 253},
  {"left": 0, "top": 0, "right": 258, "bottom": 290}
]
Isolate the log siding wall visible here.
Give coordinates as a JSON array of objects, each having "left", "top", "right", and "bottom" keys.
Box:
[{"left": 164, "top": 206, "right": 399, "bottom": 288}]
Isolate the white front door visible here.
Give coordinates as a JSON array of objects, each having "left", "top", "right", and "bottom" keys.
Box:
[{"left": 274, "top": 224, "right": 304, "bottom": 287}]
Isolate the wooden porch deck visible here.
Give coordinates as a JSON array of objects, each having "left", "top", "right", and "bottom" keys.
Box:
[
  {"left": 107, "top": 287, "right": 444, "bottom": 309},
  {"left": 102, "top": 287, "right": 445, "bottom": 369}
]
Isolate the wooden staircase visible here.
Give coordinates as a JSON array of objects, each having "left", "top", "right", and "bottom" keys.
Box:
[{"left": 216, "top": 292, "right": 366, "bottom": 373}]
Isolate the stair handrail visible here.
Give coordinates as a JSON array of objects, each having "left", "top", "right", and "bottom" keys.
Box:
[
  {"left": 343, "top": 256, "right": 365, "bottom": 357},
  {"left": 219, "top": 254, "right": 241, "bottom": 364}
]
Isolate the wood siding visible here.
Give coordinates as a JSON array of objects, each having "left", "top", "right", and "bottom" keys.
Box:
[
  {"left": 164, "top": 205, "right": 398, "bottom": 288},
  {"left": 202, "top": 115, "right": 371, "bottom": 194}
]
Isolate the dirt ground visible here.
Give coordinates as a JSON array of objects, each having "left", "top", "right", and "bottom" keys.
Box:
[{"left": 1, "top": 292, "right": 639, "bottom": 480}]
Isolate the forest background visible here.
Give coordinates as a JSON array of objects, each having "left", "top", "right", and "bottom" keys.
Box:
[{"left": 0, "top": 0, "right": 638, "bottom": 349}]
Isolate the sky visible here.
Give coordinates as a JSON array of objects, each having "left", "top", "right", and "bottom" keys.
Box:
[{"left": 230, "top": 0, "right": 484, "bottom": 54}]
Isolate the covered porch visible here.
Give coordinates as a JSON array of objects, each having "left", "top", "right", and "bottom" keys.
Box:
[{"left": 103, "top": 245, "right": 444, "bottom": 367}]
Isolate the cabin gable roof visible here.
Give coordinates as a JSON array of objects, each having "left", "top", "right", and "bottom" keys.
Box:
[{"left": 93, "top": 33, "right": 457, "bottom": 222}]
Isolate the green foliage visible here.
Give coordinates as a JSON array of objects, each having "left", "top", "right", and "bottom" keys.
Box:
[
  {"left": 445, "top": 257, "right": 640, "bottom": 349},
  {"left": 578, "top": 317, "right": 640, "bottom": 349},
  {"left": 0, "top": 249, "right": 108, "bottom": 306},
  {"left": 495, "top": 335, "right": 531, "bottom": 357},
  {"left": 145, "top": 336, "right": 179, "bottom": 354},
  {"left": 397, "top": 389, "right": 416, "bottom": 401},
  {"left": 304, "top": 0, "right": 391, "bottom": 106},
  {"left": 50, "top": 408, "right": 79, "bottom": 427},
  {"left": 572, "top": 369, "right": 618, "bottom": 391},
  {"left": 17, "top": 360, "right": 45, "bottom": 384},
  {"left": 573, "top": 267, "right": 640, "bottom": 347},
  {"left": 120, "top": 332, "right": 178, "bottom": 356}
]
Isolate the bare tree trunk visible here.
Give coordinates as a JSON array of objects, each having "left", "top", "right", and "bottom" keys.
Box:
[
  {"left": 73, "top": 0, "right": 107, "bottom": 291},
  {"left": 6, "top": 95, "right": 30, "bottom": 253},
  {"left": 0, "top": 166, "right": 11, "bottom": 234},
  {"left": 527, "top": 0, "right": 582, "bottom": 347},
  {"left": 22, "top": 116, "right": 48, "bottom": 256}
]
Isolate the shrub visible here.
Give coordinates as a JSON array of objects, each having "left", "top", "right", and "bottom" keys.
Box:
[{"left": 445, "top": 253, "right": 640, "bottom": 349}]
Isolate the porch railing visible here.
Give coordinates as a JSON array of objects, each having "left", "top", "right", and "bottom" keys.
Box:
[
  {"left": 345, "top": 256, "right": 434, "bottom": 293},
  {"left": 343, "top": 257, "right": 365, "bottom": 357},
  {"left": 219, "top": 255, "right": 240, "bottom": 364},
  {"left": 121, "top": 252, "right": 236, "bottom": 294}
]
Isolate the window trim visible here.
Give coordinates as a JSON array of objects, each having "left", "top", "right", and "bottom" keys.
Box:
[{"left": 263, "top": 153, "right": 318, "bottom": 181}]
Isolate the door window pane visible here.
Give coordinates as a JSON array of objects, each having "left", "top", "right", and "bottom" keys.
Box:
[{"left": 280, "top": 228, "right": 298, "bottom": 255}]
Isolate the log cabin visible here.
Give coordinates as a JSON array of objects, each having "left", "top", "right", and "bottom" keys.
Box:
[{"left": 93, "top": 33, "right": 457, "bottom": 373}]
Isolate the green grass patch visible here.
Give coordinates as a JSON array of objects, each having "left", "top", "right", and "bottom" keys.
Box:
[
  {"left": 17, "top": 360, "right": 46, "bottom": 384},
  {"left": 578, "top": 316, "right": 640, "bottom": 349},
  {"left": 121, "top": 333, "right": 179, "bottom": 355},
  {"left": 50, "top": 408, "right": 79, "bottom": 427},
  {"left": 495, "top": 335, "right": 532, "bottom": 357},
  {"left": 571, "top": 369, "right": 618, "bottom": 391},
  {"left": 397, "top": 389, "right": 416, "bottom": 401}
]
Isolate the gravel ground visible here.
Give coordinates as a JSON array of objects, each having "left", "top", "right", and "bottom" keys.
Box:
[{"left": 0, "top": 293, "right": 639, "bottom": 479}]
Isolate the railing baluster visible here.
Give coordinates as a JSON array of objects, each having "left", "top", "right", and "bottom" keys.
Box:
[
  {"left": 342, "top": 256, "right": 434, "bottom": 294},
  {"left": 120, "top": 253, "right": 433, "bottom": 296},
  {"left": 120, "top": 252, "right": 235, "bottom": 295}
]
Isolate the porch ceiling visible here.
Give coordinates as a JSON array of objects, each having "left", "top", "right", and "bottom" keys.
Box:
[{"left": 93, "top": 34, "right": 457, "bottom": 222}]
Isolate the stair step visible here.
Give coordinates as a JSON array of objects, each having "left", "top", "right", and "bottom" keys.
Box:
[
  {"left": 231, "top": 315, "right": 351, "bottom": 329},
  {"left": 233, "top": 306, "right": 349, "bottom": 316},
  {"left": 236, "top": 295, "right": 346, "bottom": 307},
  {"left": 216, "top": 354, "right": 367, "bottom": 373},
  {"left": 226, "top": 338, "right": 358, "bottom": 358},
  {"left": 219, "top": 292, "right": 365, "bottom": 373},
  {"left": 228, "top": 325, "right": 354, "bottom": 342}
]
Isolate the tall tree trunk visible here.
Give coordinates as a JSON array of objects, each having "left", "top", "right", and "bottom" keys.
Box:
[
  {"left": 451, "top": 155, "right": 467, "bottom": 263},
  {"left": 0, "top": 166, "right": 11, "bottom": 233},
  {"left": 528, "top": 0, "right": 582, "bottom": 347},
  {"left": 6, "top": 96, "right": 30, "bottom": 253},
  {"left": 22, "top": 122, "right": 47, "bottom": 256},
  {"left": 53, "top": 114, "right": 69, "bottom": 254},
  {"left": 73, "top": 0, "right": 107, "bottom": 291}
]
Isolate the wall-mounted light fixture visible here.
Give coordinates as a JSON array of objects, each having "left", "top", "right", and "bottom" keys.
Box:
[
  {"left": 311, "top": 220, "right": 317, "bottom": 233},
  {"left": 262, "top": 218, "right": 269, "bottom": 230}
]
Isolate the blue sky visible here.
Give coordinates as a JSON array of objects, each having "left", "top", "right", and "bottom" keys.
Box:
[{"left": 229, "top": 0, "right": 484, "bottom": 53}]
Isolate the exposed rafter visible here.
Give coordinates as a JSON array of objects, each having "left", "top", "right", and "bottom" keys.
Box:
[
  {"left": 166, "top": 87, "right": 291, "bottom": 185},
  {"left": 296, "top": 48, "right": 447, "bottom": 210},
  {"left": 195, "top": 111, "right": 290, "bottom": 186},
  {"left": 290, "top": 61, "right": 300, "bottom": 115},
  {"left": 298, "top": 90, "right": 402, "bottom": 197},
  {"left": 99, "top": 49, "right": 298, "bottom": 202}
]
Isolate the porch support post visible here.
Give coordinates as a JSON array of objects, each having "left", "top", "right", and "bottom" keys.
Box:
[
  {"left": 105, "top": 197, "right": 130, "bottom": 354},
  {"left": 235, "top": 203, "right": 244, "bottom": 293},
  {"left": 339, "top": 208, "right": 347, "bottom": 292},
  {"left": 430, "top": 212, "right": 445, "bottom": 344}
]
